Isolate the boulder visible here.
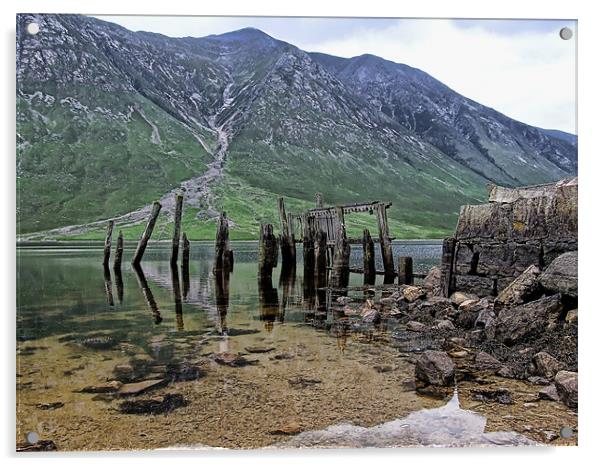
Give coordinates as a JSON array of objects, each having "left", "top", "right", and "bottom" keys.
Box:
[
  {"left": 565, "top": 309, "right": 578, "bottom": 325},
  {"left": 423, "top": 266, "right": 442, "bottom": 296},
  {"left": 406, "top": 321, "right": 427, "bottom": 332},
  {"left": 433, "top": 319, "right": 455, "bottom": 331},
  {"left": 451, "top": 291, "right": 479, "bottom": 306},
  {"left": 402, "top": 286, "right": 426, "bottom": 303},
  {"left": 474, "top": 351, "right": 502, "bottom": 372},
  {"left": 531, "top": 352, "right": 564, "bottom": 380},
  {"left": 119, "top": 393, "right": 186, "bottom": 415},
  {"left": 471, "top": 388, "right": 513, "bottom": 404},
  {"left": 494, "top": 264, "right": 541, "bottom": 309},
  {"left": 494, "top": 294, "right": 564, "bottom": 345},
  {"left": 475, "top": 308, "right": 496, "bottom": 329},
  {"left": 414, "top": 350, "right": 455, "bottom": 386},
  {"left": 458, "top": 299, "right": 480, "bottom": 312},
  {"left": 361, "top": 308, "right": 381, "bottom": 324},
  {"left": 538, "top": 384, "right": 560, "bottom": 402},
  {"left": 539, "top": 251, "right": 578, "bottom": 298},
  {"left": 554, "top": 370, "right": 578, "bottom": 408}
]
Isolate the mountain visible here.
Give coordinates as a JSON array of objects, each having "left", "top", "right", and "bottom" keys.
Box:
[{"left": 16, "top": 14, "right": 577, "bottom": 240}]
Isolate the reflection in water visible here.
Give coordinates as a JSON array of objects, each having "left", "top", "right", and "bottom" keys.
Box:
[
  {"left": 171, "top": 265, "right": 183, "bottom": 331},
  {"left": 278, "top": 266, "right": 296, "bottom": 323},
  {"left": 181, "top": 260, "right": 190, "bottom": 301},
  {"left": 280, "top": 389, "right": 537, "bottom": 448},
  {"left": 258, "top": 274, "right": 280, "bottom": 331},
  {"left": 114, "top": 267, "right": 124, "bottom": 304},
  {"left": 214, "top": 270, "right": 230, "bottom": 335},
  {"left": 133, "top": 263, "right": 162, "bottom": 324},
  {"left": 103, "top": 264, "right": 114, "bottom": 307}
]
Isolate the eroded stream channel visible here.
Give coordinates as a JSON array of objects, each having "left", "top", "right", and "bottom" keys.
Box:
[{"left": 16, "top": 242, "right": 576, "bottom": 450}]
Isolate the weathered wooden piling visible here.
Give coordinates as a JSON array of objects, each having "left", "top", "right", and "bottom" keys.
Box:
[
  {"left": 398, "top": 256, "right": 414, "bottom": 285},
  {"left": 277, "top": 198, "right": 296, "bottom": 268},
  {"left": 362, "top": 229, "right": 376, "bottom": 284},
  {"left": 331, "top": 208, "right": 350, "bottom": 289},
  {"left": 302, "top": 214, "right": 316, "bottom": 275},
  {"left": 376, "top": 203, "right": 395, "bottom": 280},
  {"left": 170, "top": 194, "right": 184, "bottom": 266},
  {"left": 258, "top": 224, "right": 278, "bottom": 276},
  {"left": 440, "top": 236, "right": 457, "bottom": 297},
  {"left": 113, "top": 230, "right": 124, "bottom": 271},
  {"left": 131, "top": 201, "right": 162, "bottom": 266},
  {"left": 315, "top": 192, "right": 324, "bottom": 208},
  {"left": 102, "top": 220, "right": 114, "bottom": 266},
  {"left": 314, "top": 229, "right": 328, "bottom": 287},
  {"left": 213, "top": 212, "right": 233, "bottom": 273}
]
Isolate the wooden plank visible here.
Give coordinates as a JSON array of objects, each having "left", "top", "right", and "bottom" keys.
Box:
[
  {"left": 131, "top": 202, "right": 162, "bottom": 266},
  {"left": 170, "top": 194, "right": 184, "bottom": 266}
]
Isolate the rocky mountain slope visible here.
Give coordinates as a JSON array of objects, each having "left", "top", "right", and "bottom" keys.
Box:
[{"left": 16, "top": 14, "right": 577, "bottom": 239}]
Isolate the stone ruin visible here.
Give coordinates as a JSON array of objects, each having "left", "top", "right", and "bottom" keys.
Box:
[{"left": 442, "top": 177, "right": 577, "bottom": 297}]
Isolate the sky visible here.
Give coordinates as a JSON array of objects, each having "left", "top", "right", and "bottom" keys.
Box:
[{"left": 93, "top": 15, "right": 577, "bottom": 134}]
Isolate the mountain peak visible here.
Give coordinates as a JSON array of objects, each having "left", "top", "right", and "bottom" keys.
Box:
[{"left": 208, "top": 27, "right": 275, "bottom": 43}]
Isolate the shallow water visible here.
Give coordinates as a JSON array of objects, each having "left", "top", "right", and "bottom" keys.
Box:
[{"left": 16, "top": 241, "right": 575, "bottom": 450}]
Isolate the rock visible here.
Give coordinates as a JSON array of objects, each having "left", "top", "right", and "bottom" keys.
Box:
[
  {"left": 497, "top": 365, "right": 516, "bottom": 378},
  {"left": 116, "top": 379, "right": 166, "bottom": 396},
  {"left": 224, "top": 328, "right": 261, "bottom": 336},
  {"left": 458, "top": 299, "right": 480, "bottom": 312},
  {"left": 494, "top": 264, "right": 541, "bottom": 309},
  {"left": 361, "top": 308, "right": 381, "bottom": 324},
  {"left": 244, "top": 346, "right": 276, "bottom": 354},
  {"left": 538, "top": 384, "right": 560, "bottom": 401},
  {"left": 539, "top": 251, "right": 578, "bottom": 298},
  {"left": 474, "top": 308, "right": 496, "bottom": 329},
  {"left": 80, "top": 335, "right": 116, "bottom": 350},
  {"left": 76, "top": 381, "right": 122, "bottom": 393},
  {"left": 402, "top": 286, "right": 426, "bottom": 303},
  {"left": 471, "top": 388, "right": 513, "bottom": 404},
  {"left": 455, "top": 309, "right": 480, "bottom": 330},
  {"left": 113, "top": 364, "right": 135, "bottom": 382},
  {"left": 373, "top": 364, "right": 395, "bottom": 373},
  {"left": 433, "top": 319, "right": 455, "bottom": 331},
  {"left": 527, "top": 376, "right": 550, "bottom": 385},
  {"left": 165, "top": 362, "right": 205, "bottom": 382},
  {"left": 448, "top": 350, "right": 468, "bottom": 358},
  {"left": 423, "top": 266, "right": 442, "bottom": 296},
  {"left": 272, "top": 352, "right": 294, "bottom": 360},
  {"left": 542, "top": 430, "right": 559, "bottom": 442},
  {"left": 414, "top": 350, "right": 455, "bottom": 386},
  {"left": 406, "top": 321, "right": 427, "bottom": 332},
  {"left": 494, "top": 294, "right": 564, "bottom": 345},
  {"left": 288, "top": 376, "right": 321, "bottom": 388},
  {"left": 565, "top": 309, "right": 578, "bottom": 325},
  {"left": 212, "top": 352, "right": 258, "bottom": 367},
  {"left": 119, "top": 393, "right": 186, "bottom": 415},
  {"left": 531, "top": 352, "right": 564, "bottom": 379},
  {"left": 554, "top": 370, "right": 578, "bottom": 408},
  {"left": 16, "top": 440, "right": 57, "bottom": 452},
  {"left": 35, "top": 402, "right": 64, "bottom": 410},
  {"left": 451, "top": 291, "right": 479, "bottom": 306},
  {"left": 474, "top": 351, "right": 502, "bottom": 372},
  {"left": 270, "top": 421, "right": 302, "bottom": 435},
  {"left": 343, "top": 305, "right": 359, "bottom": 316}
]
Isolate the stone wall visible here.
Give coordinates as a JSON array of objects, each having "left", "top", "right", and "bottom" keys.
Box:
[{"left": 444, "top": 177, "right": 577, "bottom": 297}]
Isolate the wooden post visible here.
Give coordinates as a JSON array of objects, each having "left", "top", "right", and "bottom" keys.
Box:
[
  {"left": 258, "top": 224, "right": 278, "bottom": 276},
  {"left": 102, "top": 220, "right": 114, "bottom": 266},
  {"left": 213, "top": 212, "right": 233, "bottom": 273},
  {"left": 331, "top": 208, "right": 350, "bottom": 289},
  {"left": 362, "top": 229, "right": 376, "bottom": 284},
  {"left": 398, "top": 256, "right": 414, "bottom": 285},
  {"left": 277, "top": 197, "right": 296, "bottom": 268},
  {"left": 170, "top": 194, "right": 184, "bottom": 266},
  {"left": 440, "top": 237, "right": 457, "bottom": 297},
  {"left": 181, "top": 232, "right": 190, "bottom": 299},
  {"left": 314, "top": 229, "right": 328, "bottom": 287},
  {"left": 131, "top": 202, "right": 162, "bottom": 266},
  {"left": 376, "top": 203, "right": 395, "bottom": 280},
  {"left": 113, "top": 230, "right": 124, "bottom": 271},
  {"left": 302, "top": 214, "right": 315, "bottom": 275},
  {"left": 315, "top": 192, "right": 324, "bottom": 208}
]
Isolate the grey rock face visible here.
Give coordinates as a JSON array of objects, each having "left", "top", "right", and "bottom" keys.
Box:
[
  {"left": 415, "top": 350, "right": 455, "bottom": 386},
  {"left": 539, "top": 251, "right": 578, "bottom": 298}
]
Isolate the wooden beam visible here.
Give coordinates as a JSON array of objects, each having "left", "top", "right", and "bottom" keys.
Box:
[
  {"left": 170, "top": 194, "right": 184, "bottom": 266},
  {"left": 113, "top": 230, "right": 124, "bottom": 271},
  {"left": 102, "top": 220, "right": 114, "bottom": 266},
  {"left": 362, "top": 229, "right": 376, "bottom": 284},
  {"left": 376, "top": 203, "right": 395, "bottom": 280},
  {"left": 131, "top": 202, "right": 162, "bottom": 266}
]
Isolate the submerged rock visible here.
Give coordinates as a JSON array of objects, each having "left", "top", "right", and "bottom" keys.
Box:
[
  {"left": 76, "top": 381, "right": 122, "bottom": 394},
  {"left": 288, "top": 376, "right": 321, "bottom": 388},
  {"left": 35, "top": 402, "right": 64, "bottom": 410},
  {"left": 165, "top": 362, "right": 205, "bottom": 382},
  {"left": 16, "top": 440, "right": 57, "bottom": 452},
  {"left": 415, "top": 350, "right": 455, "bottom": 386},
  {"left": 471, "top": 388, "right": 513, "bottom": 404},
  {"left": 212, "top": 352, "right": 258, "bottom": 367},
  {"left": 119, "top": 393, "right": 186, "bottom": 415},
  {"left": 116, "top": 379, "right": 166, "bottom": 396},
  {"left": 80, "top": 335, "right": 117, "bottom": 350},
  {"left": 244, "top": 346, "right": 276, "bottom": 354},
  {"left": 554, "top": 370, "right": 578, "bottom": 408}
]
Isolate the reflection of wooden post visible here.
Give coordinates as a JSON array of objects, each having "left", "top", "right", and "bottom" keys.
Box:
[
  {"left": 133, "top": 263, "right": 162, "bottom": 324},
  {"left": 331, "top": 207, "right": 350, "bottom": 289},
  {"left": 278, "top": 198, "right": 296, "bottom": 268},
  {"left": 171, "top": 266, "right": 183, "bottom": 331},
  {"left": 215, "top": 270, "right": 230, "bottom": 334},
  {"left": 258, "top": 274, "right": 279, "bottom": 332},
  {"left": 302, "top": 214, "right": 315, "bottom": 276},
  {"left": 103, "top": 264, "right": 114, "bottom": 306},
  {"left": 258, "top": 224, "right": 278, "bottom": 276},
  {"left": 132, "top": 202, "right": 162, "bottom": 266},
  {"left": 213, "top": 212, "right": 233, "bottom": 273},
  {"left": 114, "top": 267, "right": 124, "bottom": 304},
  {"left": 181, "top": 232, "right": 190, "bottom": 299},
  {"left": 113, "top": 230, "right": 124, "bottom": 271},
  {"left": 440, "top": 237, "right": 457, "bottom": 297},
  {"left": 314, "top": 229, "right": 328, "bottom": 288},
  {"left": 398, "top": 256, "right": 414, "bottom": 285},
  {"left": 170, "top": 194, "right": 184, "bottom": 266},
  {"left": 103, "top": 221, "right": 114, "bottom": 266},
  {"left": 376, "top": 203, "right": 395, "bottom": 280},
  {"left": 362, "top": 229, "right": 376, "bottom": 284}
]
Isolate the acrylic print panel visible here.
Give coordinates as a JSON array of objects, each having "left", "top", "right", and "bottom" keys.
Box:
[{"left": 16, "top": 14, "right": 577, "bottom": 451}]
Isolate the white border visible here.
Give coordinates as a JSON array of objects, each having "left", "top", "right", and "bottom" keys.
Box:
[{"left": 2, "top": 0, "right": 600, "bottom": 465}]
